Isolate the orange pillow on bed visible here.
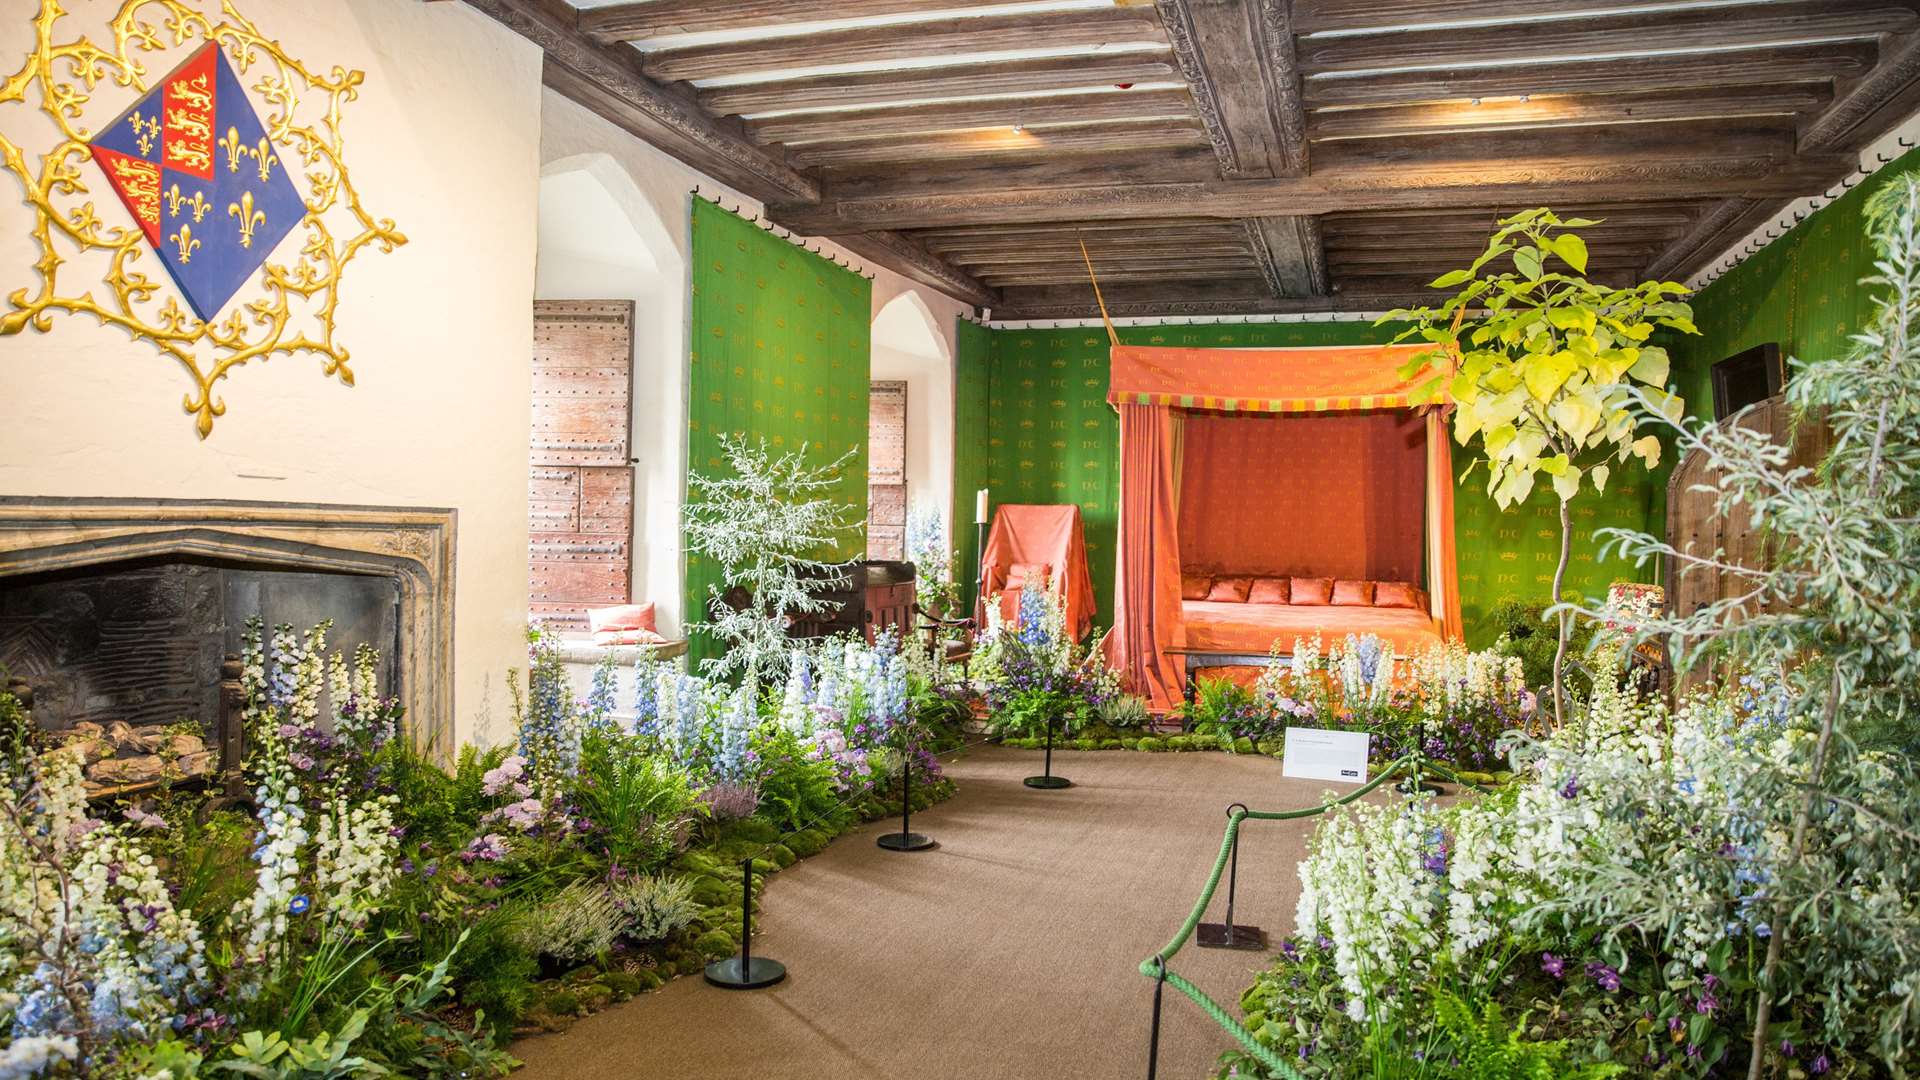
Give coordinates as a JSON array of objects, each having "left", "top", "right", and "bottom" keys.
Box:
[
  {"left": 1181, "top": 574, "right": 1214, "bottom": 601},
  {"left": 1331, "top": 579, "right": 1375, "bottom": 606},
  {"left": 1289, "top": 577, "right": 1332, "bottom": 605},
  {"left": 1374, "top": 581, "right": 1423, "bottom": 609},
  {"left": 1206, "top": 576, "right": 1252, "bottom": 603},
  {"left": 1248, "top": 577, "right": 1290, "bottom": 605}
]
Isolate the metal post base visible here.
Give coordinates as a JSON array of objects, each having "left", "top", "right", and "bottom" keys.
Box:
[
  {"left": 1195, "top": 922, "right": 1268, "bottom": 950},
  {"left": 1024, "top": 774, "right": 1073, "bottom": 789},
  {"left": 704, "top": 955, "right": 787, "bottom": 990},
  {"left": 877, "top": 831, "right": 935, "bottom": 851}
]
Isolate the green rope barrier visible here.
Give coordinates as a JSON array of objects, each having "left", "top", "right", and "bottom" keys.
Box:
[{"left": 1137, "top": 751, "right": 1502, "bottom": 1078}]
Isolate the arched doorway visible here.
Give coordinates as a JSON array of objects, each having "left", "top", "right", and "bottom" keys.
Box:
[{"left": 869, "top": 291, "right": 955, "bottom": 562}]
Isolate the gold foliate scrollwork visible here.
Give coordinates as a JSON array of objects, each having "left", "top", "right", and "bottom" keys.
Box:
[{"left": 0, "top": 0, "right": 407, "bottom": 437}]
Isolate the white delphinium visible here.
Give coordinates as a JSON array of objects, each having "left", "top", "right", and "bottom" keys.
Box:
[
  {"left": 777, "top": 647, "right": 816, "bottom": 735},
  {"left": 1294, "top": 796, "right": 1443, "bottom": 1020},
  {"left": 312, "top": 793, "right": 400, "bottom": 923},
  {"left": 240, "top": 775, "right": 308, "bottom": 963},
  {"left": 1288, "top": 634, "right": 1322, "bottom": 683},
  {"left": 1329, "top": 633, "right": 1395, "bottom": 716}
]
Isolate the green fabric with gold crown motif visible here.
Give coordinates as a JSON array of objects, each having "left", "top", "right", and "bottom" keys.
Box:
[{"left": 685, "top": 198, "right": 871, "bottom": 668}]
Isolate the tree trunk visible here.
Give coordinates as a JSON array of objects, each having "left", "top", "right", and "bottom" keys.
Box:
[{"left": 1550, "top": 497, "right": 1572, "bottom": 730}]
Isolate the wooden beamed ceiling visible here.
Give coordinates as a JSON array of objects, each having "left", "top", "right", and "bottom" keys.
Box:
[{"left": 469, "top": 0, "right": 1920, "bottom": 320}]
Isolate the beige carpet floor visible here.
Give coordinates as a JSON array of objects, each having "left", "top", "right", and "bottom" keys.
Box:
[{"left": 511, "top": 745, "right": 1394, "bottom": 1080}]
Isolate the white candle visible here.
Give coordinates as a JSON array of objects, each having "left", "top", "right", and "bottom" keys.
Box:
[{"left": 975, "top": 488, "right": 990, "bottom": 524}]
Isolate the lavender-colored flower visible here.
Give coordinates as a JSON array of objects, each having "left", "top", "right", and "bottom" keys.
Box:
[
  {"left": 1559, "top": 774, "right": 1579, "bottom": 799},
  {"left": 1585, "top": 961, "right": 1621, "bottom": 992},
  {"left": 1540, "top": 952, "right": 1565, "bottom": 979},
  {"left": 1811, "top": 1054, "right": 1830, "bottom": 1075}
]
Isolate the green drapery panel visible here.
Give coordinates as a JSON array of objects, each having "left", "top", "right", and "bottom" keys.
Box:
[
  {"left": 983, "top": 321, "right": 1660, "bottom": 644},
  {"left": 685, "top": 198, "right": 872, "bottom": 669},
  {"left": 952, "top": 318, "right": 993, "bottom": 609}
]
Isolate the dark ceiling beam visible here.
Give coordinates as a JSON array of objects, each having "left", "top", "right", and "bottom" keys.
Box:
[
  {"left": 698, "top": 53, "right": 1180, "bottom": 116},
  {"left": 462, "top": 0, "right": 995, "bottom": 309},
  {"left": 1311, "top": 85, "right": 1832, "bottom": 141},
  {"left": 790, "top": 121, "right": 1207, "bottom": 168},
  {"left": 1153, "top": 0, "right": 1307, "bottom": 177},
  {"left": 774, "top": 155, "right": 1851, "bottom": 231},
  {"left": 1292, "top": 0, "right": 1747, "bottom": 35},
  {"left": 813, "top": 144, "right": 1224, "bottom": 191},
  {"left": 1800, "top": 30, "right": 1920, "bottom": 152},
  {"left": 993, "top": 281, "right": 1432, "bottom": 320},
  {"left": 640, "top": 8, "right": 1167, "bottom": 83},
  {"left": 1301, "top": 41, "right": 1877, "bottom": 108},
  {"left": 1327, "top": 224, "right": 1687, "bottom": 248},
  {"left": 1296, "top": 2, "right": 1918, "bottom": 76},
  {"left": 581, "top": 0, "right": 1011, "bottom": 42},
  {"left": 747, "top": 89, "right": 1192, "bottom": 145},
  {"left": 1247, "top": 217, "right": 1325, "bottom": 295},
  {"left": 463, "top": 0, "right": 816, "bottom": 203}
]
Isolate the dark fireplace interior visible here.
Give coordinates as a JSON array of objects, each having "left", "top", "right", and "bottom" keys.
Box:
[{"left": 0, "top": 556, "right": 400, "bottom": 792}]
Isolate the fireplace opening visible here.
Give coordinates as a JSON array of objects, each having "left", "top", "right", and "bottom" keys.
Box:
[{"left": 0, "top": 553, "right": 400, "bottom": 796}]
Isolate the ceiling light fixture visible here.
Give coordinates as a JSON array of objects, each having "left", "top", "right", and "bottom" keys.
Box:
[{"left": 1470, "top": 97, "right": 1481, "bottom": 106}]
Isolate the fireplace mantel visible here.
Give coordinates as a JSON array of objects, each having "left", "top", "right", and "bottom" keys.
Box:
[{"left": 0, "top": 497, "right": 457, "bottom": 753}]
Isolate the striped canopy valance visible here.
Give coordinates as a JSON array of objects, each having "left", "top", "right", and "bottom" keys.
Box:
[{"left": 1106, "top": 343, "right": 1447, "bottom": 413}]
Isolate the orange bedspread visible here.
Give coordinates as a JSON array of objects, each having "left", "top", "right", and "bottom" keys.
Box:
[{"left": 1181, "top": 601, "right": 1443, "bottom": 656}]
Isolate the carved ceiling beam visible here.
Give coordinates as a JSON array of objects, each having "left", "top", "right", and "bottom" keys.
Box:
[
  {"left": 1244, "top": 217, "right": 1324, "bottom": 296},
  {"left": 747, "top": 89, "right": 1193, "bottom": 145},
  {"left": 580, "top": 0, "right": 1012, "bottom": 42},
  {"left": 1800, "top": 29, "right": 1920, "bottom": 152},
  {"left": 993, "top": 282, "right": 1431, "bottom": 320},
  {"left": 1296, "top": 2, "right": 1918, "bottom": 76},
  {"left": 640, "top": 8, "right": 1167, "bottom": 83},
  {"left": 790, "top": 121, "right": 1208, "bottom": 169},
  {"left": 698, "top": 53, "right": 1180, "bottom": 116},
  {"left": 464, "top": 0, "right": 995, "bottom": 309},
  {"left": 774, "top": 156, "right": 1852, "bottom": 232},
  {"left": 463, "top": 0, "right": 817, "bottom": 204},
  {"left": 1312, "top": 85, "right": 1832, "bottom": 142}
]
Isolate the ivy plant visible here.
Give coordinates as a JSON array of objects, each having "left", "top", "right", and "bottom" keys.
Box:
[{"left": 1383, "top": 208, "right": 1697, "bottom": 724}]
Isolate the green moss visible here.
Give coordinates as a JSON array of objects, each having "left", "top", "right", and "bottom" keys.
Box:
[
  {"left": 1136, "top": 736, "right": 1165, "bottom": 752},
  {"left": 576, "top": 982, "right": 614, "bottom": 1012},
  {"left": 1166, "top": 735, "right": 1193, "bottom": 751},
  {"left": 1120, "top": 738, "right": 1140, "bottom": 750},
  {"left": 1232, "top": 737, "right": 1256, "bottom": 755},
  {"left": 541, "top": 988, "right": 582, "bottom": 1016},
  {"left": 673, "top": 851, "right": 722, "bottom": 877},
  {"left": 603, "top": 970, "right": 643, "bottom": 999},
  {"left": 633, "top": 968, "right": 664, "bottom": 992},
  {"left": 687, "top": 876, "right": 736, "bottom": 907},
  {"left": 1072, "top": 738, "right": 1099, "bottom": 751},
  {"left": 763, "top": 843, "right": 797, "bottom": 869},
  {"left": 693, "top": 929, "right": 737, "bottom": 960},
  {"left": 1099, "top": 738, "right": 1123, "bottom": 750},
  {"left": 784, "top": 828, "right": 827, "bottom": 858},
  {"left": 725, "top": 817, "right": 783, "bottom": 845},
  {"left": 1256, "top": 738, "right": 1283, "bottom": 756}
]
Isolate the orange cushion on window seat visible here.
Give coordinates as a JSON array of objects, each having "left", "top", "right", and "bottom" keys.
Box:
[
  {"left": 1206, "top": 576, "right": 1252, "bottom": 603},
  {"left": 1289, "top": 577, "right": 1333, "bottom": 606},
  {"left": 1181, "top": 574, "right": 1214, "bottom": 601},
  {"left": 588, "top": 602, "right": 656, "bottom": 634},
  {"left": 1331, "top": 580, "right": 1375, "bottom": 606},
  {"left": 1374, "top": 581, "right": 1423, "bottom": 609},
  {"left": 1247, "top": 577, "right": 1290, "bottom": 605}
]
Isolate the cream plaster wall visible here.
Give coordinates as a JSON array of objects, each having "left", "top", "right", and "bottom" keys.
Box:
[
  {"left": 535, "top": 89, "right": 975, "bottom": 638},
  {"left": 0, "top": 1, "right": 543, "bottom": 747}
]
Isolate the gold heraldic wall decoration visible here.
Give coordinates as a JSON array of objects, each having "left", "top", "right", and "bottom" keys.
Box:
[{"left": 0, "top": 0, "right": 406, "bottom": 437}]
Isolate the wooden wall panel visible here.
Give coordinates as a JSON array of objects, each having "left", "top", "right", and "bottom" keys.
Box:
[
  {"left": 867, "top": 380, "right": 907, "bottom": 559},
  {"left": 530, "top": 300, "right": 635, "bottom": 629}
]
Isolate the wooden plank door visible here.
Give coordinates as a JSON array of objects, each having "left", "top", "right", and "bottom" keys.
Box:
[
  {"left": 868, "top": 380, "right": 907, "bottom": 560},
  {"left": 529, "top": 300, "right": 634, "bottom": 631}
]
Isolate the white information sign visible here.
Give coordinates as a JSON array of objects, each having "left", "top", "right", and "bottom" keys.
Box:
[{"left": 1282, "top": 726, "right": 1370, "bottom": 784}]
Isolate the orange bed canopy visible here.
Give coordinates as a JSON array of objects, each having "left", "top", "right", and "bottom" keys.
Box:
[{"left": 1103, "top": 344, "right": 1463, "bottom": 711}]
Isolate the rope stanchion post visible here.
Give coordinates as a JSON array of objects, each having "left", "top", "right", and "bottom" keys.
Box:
[
  {"left": 1197, "top": 804, "right": 1265, "bottom": 950},
  {"left": 877, "top": 737, "right": 935, "bottom": 851},
  {"left": 1024, "top": 714, "right": 1072, "bottom": 789},
  {"left": 1146, "top": 954, "right": 1167, "bottom": 1080},
  {"left": 704, "top": 857, "right": 787, "bottom": 989}
]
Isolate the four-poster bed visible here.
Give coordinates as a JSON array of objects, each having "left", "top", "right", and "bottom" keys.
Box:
[{"left": 1101, "top": 343, "right": 1463, "bottom": 712}]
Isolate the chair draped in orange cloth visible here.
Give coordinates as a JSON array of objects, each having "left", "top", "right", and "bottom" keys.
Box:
[
  {"left": 1102, "top": 343, "right": 1463, "bottom": 713},
  {"left": 974, "top": 504, "right": 1097, "bottom": 642}
]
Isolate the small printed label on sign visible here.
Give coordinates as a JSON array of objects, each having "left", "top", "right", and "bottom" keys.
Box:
[{"left": 1281, "top": 726, "right": 1371, "bottom": 785}]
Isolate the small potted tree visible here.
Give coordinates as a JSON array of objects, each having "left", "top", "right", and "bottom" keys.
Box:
[{"left": 1386, "top": 209, "right": 1697, "bottom": 725}]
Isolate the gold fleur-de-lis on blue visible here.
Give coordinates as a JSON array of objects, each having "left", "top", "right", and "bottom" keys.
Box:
[
  {"left": 168, "top": 223, "right": 201, "bottom": 263},
  {"left": 252, "top": 137, "right": 276, "bottom": 182},
  {"left": 131, "top": 110, "right": 160, "bottom": 156},
  {"left": 165, "top": 184, "right": 211, "bottom": 222},
  {"left": 218, "top": 126, "right": 246, "bottom": 172},
  {"left": 228, "top": 191, "right": 265, "bottom": 248}
]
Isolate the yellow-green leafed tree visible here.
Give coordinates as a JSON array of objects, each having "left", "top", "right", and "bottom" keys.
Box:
[{"left": 1383, "top": 208, "right": 1698, "bottom": 724}]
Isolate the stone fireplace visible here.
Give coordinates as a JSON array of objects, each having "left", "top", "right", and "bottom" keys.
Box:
[{"left": 0, "top": 498, "right": 457, "bottom": 791}]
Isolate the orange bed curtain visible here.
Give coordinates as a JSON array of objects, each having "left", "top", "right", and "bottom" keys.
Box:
[
  {"left": 1105, "top": 403, "right": 1186, "bottom": 711},
  {"left": 1177, "top": 409, "right": 1427, "bottom": 582}
]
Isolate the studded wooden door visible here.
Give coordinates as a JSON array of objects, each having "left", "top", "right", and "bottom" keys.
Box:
[
  {"left": 529, "top": 300, "right": 634, "bottom": 631},
  {"left": 867, "top": 380, "right": 907, "bottom": 560}
]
